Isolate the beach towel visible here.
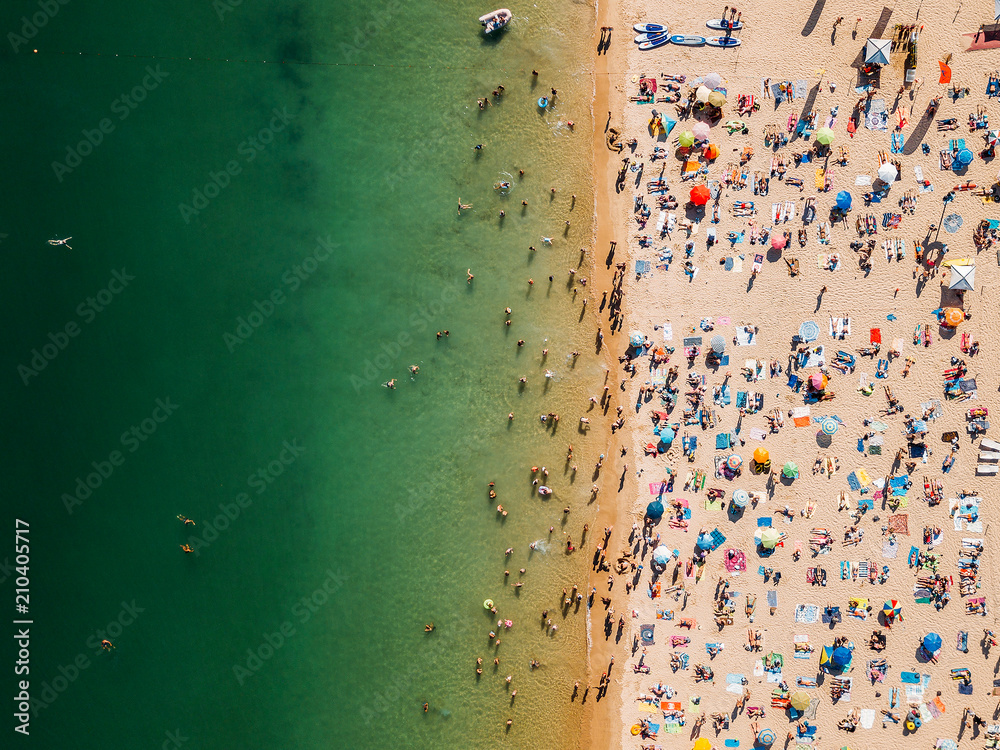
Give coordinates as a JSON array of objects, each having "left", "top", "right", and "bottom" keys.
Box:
[
  {"left": 865, "top": 99, "right": 888, "bottom": 131},
  {"left": 766, "top": 590, "right": 777, "bottom": 608},
  {"left": 735, "top": 326, "right": 757, "bottom": 346},
  {"left": 882, "top": 540, "right": 898, "bottom": 558},
  {"left": 790, "top": 406, "right": 811, "bottom": 427},
  {"left": 640, "top": 624, "right": 655, "bottom": 644},
  {"left": 888, "top": 514, "right": 909, "bottom": 534},
  {"left": 794, "top": 80, "right": 807, "bottom": 99},
  {"left": 860, "top": 709, "right": 876, "bottom": 729},
  {"left": 794, "top": 604, "right": 819, "bottom": 623},
  {"left": 757, "top": 517, "right": 772, "bottom": 527},
  {"left": 635, "top": 260, "right": 651, "bottom": 275},
  {"left": 705, "top": 499, "right": 723, "bottom": 511}
]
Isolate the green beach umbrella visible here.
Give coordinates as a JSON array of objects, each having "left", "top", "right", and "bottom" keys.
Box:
[
  {"left": 678, "top": 131, "right": 695, "bottom": 148},
  {"left": 760, "top": 528, "right": 781, "bottom": 549},
  {"left": 782, "top": 462, "right": 799, "bottom": 479},
  {"left": 815, "top": 127, "right": 835, "bottom": 145}
]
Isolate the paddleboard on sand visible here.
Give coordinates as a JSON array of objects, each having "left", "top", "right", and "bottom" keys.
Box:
[
  {"left": 634, "top": 32, "right": 669, "bottom": 44},
  {"left": 639, "top": 35, "right": 672, "bottom": 50},
  {"left": 670, "top": 35, "right": 707, "bottom": 46},
  {"left": 707, "top": 19, "right": 743, "bottom": 30},
  {"left": 705, "top": 36, "right": 741, "bottom": 47},
  {"left": 633, "top": 22, "right": 669, "bottom": 34}
]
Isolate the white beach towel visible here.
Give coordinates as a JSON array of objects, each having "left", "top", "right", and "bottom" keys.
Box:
[
  {"left": 663, "top": 323, "right": 673, "bottom": 341},
  {"left": 736, "top": 326, "right": 757, "bottom": 346},
  {"left": 855, "top": 174, "right": 872, "bottom": 185},
  {"left": 859, "top": 709, "right": 876, "bottom": 729}
]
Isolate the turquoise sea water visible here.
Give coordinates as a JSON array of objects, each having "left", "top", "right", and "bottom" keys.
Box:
[{"left": 2, "top": 0, "right": 599, "bottom": 747}]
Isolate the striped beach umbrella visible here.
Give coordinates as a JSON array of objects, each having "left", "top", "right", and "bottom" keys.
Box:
[
  {"left": 727, "top": 454, "right": 743, "bottom": 470},
  {"left": 757, "top": 728, "right": 777, "bottom": 746},
  {"left": 711, "top": 335, "right": 726, "bottom": 353},
  {"left": 882, "top": 599, "right": 901, "bottom": 619},
  {"left": 820, "top": 417, "right": 839, "bottom": 435},
  {"left": 732, "top": 489, "right": 749, "bottom": 508}
]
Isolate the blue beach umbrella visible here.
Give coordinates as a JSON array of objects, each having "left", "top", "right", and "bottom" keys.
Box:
[
  {"left": 923, "top": 632, "right": 942, "bottom": 653},
  {"left": 658, "top": 428, "right": 675, "bottom": 445},
  {"left": 646, "top": 500, "right": 665, "bottom": 519},
  {"left": 831, "top": 646, "right": 852, "bottom": 667},
  {"left": 652, "top": 545, "right": 672, "bottom": 564},
  {"left": 956, "top": 148, "right": 974, "bottom": 166},
  {"left": 798, "top": 321, "right": 820, "bottom": 342},
  {"left": 732, "top": 489, "right": 749, "bottom": 508},
  {"left": 835, "top": 190, "right": 852, "bottom": 210},
  {"left": 757, "top": 727, "right": 777, "bottom": 746},
  {"left": 820, "top": 417, "right": 839, "bottom": 436},
  {"left": 697, "top": 533, "right": 714, "bottom": 550}
]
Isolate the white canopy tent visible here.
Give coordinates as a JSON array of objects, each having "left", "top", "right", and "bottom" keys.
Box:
[
  {"left": 864, "top": 39, "right": 892, "bottom": 66},
  {"left": 949, "top": 264, "right": 976, "bottom": 291}
]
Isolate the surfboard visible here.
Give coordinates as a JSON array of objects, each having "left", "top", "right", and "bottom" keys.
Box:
[
  {"left": 638, "top": 35, "right": 672, "bottom": 50},
  {"left": 707, "top": 19, "right": 743, "bottom": 30},
  {"left": 669, "top": 35, "right": 706, "bottom": 46},
  {"left": 633, "top": 23, "right": 669, "bottom": 34},
  {"left": 705, "top": 36, "right": 741, "bottom": 47}
]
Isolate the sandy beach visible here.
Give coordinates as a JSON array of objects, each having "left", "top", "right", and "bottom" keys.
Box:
[{"left": 584, "top": 1, "right": 1000, "bottom": 749}]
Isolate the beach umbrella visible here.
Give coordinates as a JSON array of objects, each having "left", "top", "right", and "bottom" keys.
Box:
[
  {"left": 753, "top": 447, "right": 769, "bottom": 465},
  {"left": 693, "top": 739, "right": 712, "bottom": 750},
  {"left": 629, "top": 330, "right": 644, "bottom": 347},
  {"left": 950, "top": 264, "right": 975, "bottom": 290},
  {"left": 944, "top": 307, "right": 965, "bottom": 327},
  {"left": 757, "top": 728, "right": 776, "bottom": 747},
  {"left": 809, "top": 372, "right": 828, "bottom": 390},
  {"left": 789, "top": 691, "right": 811, "bottom": 711},
  {"left": 727, "top": 454, "right": 743, "bottom": 470},
  {"left": 923, "top": 632, "right": 942, "bottom": 654},
  {"left": 820, "top": 417, "right": 839, "bottom": 436},
  {"left": 703, "top": 143, "right": 720, "bottom": 160},
  {"left": 864, "top": 38, "right": 892, "bottom": 66},
  {"left": 882, "top": 599, "right": 901, "bottom": 618},
  {"left": 690, "top": 185, "right": 711, "bottom": 206},
  {"left": 831, "top": 646, "right": 852, "bottom": 667},
  {"left": 943, "top": 213, "right": 964, "bottom": 233},
  {"left": 798, "top": 320, "right": 820, "bottom": 342},
  {"left": 708, "top": 90, "right": 727, "bottom": 107},
  {"left": 697, "top": 532, "right": 715, "bottom": 550},
  {"left": 732, "top": 489, "right": 749, "bottom": 508},
  {"left": 678, "top": 130, "right": 695, "bottom": 148},
  {"left": 956, "top": 148, "right": 974, "bottom": 166},
  {"left": 815, "top": 127, "right": 835, "bottom": 145},
  {"left": 760, "top": 528, "right": 781, "bottom": 549},
  {"left": 835, "top": 190, "right": 852, "bottom": 210},
  {"left": 782, "top": 462, "right": 799, "bottom": 479},
  {"left": 704, "top": 73, "right": 723, "bottom": 89},
  {"left": 877, "top": 162, "right": 898, "bottom": 183},
  {"left": 692, "top": 121, "right": 711, "bottom": 140},
  {"left": 658, "top": 427, "right": 675, "bottom": 445},
  {"left": 646, "top": 500, "right": 665, "bottom": 519},
  {"left": 696, "top": 85, "right": 712, "bottom": 103},
  {"left": 652, "top": 545, "right": 672, "bottom": 564},
  {"left": 771, "top": 234, "right": 786, "bottom": 249},
  {"left": 711, "top": 334, "right": 726, "bottom": 353}
]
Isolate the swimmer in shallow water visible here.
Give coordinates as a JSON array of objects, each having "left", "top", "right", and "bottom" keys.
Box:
[{"left": 424, "top": 623, "right": 435, "bottom": 632}]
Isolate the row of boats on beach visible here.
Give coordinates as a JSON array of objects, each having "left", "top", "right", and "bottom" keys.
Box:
[{"left": 633, "top": 21, "right": 742, "bottom": 50}]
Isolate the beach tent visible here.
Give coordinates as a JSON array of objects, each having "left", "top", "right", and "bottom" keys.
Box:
[
  {"left": 646, "top": 500, "right": 665, "bottom": 519},
  {"left": 864, "top": 38, "right": 892, "bottom": 66},
  {"left": 949, "top": 264, "right": 975, "bottom": 291},
  {"left": 820, "top": 645, "right": 852, "bottom": 671}
]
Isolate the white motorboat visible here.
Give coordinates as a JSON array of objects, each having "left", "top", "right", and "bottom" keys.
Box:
[{"left": 479, "top": 8, "right": 511, "bottom": 34}]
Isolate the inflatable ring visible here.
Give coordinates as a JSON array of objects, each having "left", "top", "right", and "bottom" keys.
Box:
[
  {"left": 905, "top": 720, "right": 915, "bottom": 731},
  {"left": 630, "top": 724, "right": 642, "bottom": 736},
  {"left": 483, "top": 599, "right": 494, "bottom": 610},
  {"left": 538, "top": 97, "right": 548, "bottom": 108}
]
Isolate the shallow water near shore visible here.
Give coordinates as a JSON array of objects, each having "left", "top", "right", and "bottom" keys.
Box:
[{"left": 0, "top": 0, "right": 599, "bottom": 747}]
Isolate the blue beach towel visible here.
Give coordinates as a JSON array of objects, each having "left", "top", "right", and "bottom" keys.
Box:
[{"left": 757, "top": 517, "right": 772, "bottom": 527}]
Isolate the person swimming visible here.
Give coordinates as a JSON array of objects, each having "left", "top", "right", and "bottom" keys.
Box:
[{"left": 424, "top": 623, "right": 435, "bottom": 632}]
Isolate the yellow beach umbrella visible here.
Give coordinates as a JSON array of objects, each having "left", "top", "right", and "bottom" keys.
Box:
[
  {"left": 678, "top": 131, "right": 695, "bottom": 148},
  {"left": 693, "top": 738, "right": 712, "bottom": 750},
  {"left": 790, "top": 691, "right": 811, "bottom": 710},
  {"left": 708, "top": 90, "right": 727, "bottom": 107}
]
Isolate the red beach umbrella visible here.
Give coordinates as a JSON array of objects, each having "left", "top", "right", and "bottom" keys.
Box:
[
  {"left": 690, "top": 185, "right": 711, "bottom": 206},
  {"left": 771, "top": 234, "right": 786, "bottom": 249}
]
